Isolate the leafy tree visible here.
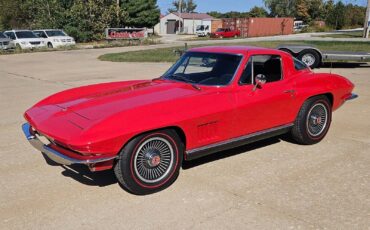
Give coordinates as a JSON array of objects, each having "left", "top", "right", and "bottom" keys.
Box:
[
  {"left": 296, "top": 0, "right": 310, "bottom": 21},
  {"left": 263, "top": 0, "right": 296, "bottom": 17},
  {"left": 326, "top": 0, "right": 346, "bottom": 29},
  {"left": 248, "top": 6, "right": 268, "bottom": 17},
  {"left": 168, "top": 0, "right": 197, "bottom": 13},
  {"left": 64, "top": 0, "right": 127, "bottom": 41},
  {"left": 121, "top": 0, "right": 160, "bottom": 28}
]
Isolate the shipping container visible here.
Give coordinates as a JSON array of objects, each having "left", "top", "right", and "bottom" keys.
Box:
[
  {"left": 211, "top": 19, "right": 223, "bottom": 33},
  {"left": 217, "top": 17, "right": 294, "bottom": 38},
  {"left": 247, "top": 18, "right": 293, "bottom": 37}
]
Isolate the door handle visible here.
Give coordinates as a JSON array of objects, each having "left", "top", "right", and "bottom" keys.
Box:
[{"left": 284, "top": 89, "right": 296, "bottom": 94}]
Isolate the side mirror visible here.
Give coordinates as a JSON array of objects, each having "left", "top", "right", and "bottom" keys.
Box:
[{"left": 253, "top": 74, "right": 266, "bottom": 91}]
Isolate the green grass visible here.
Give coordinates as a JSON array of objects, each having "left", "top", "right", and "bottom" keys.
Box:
[
  {"left": 99, "top": 40, "right": 370, "bottom": 63},
  {"left": 316, "top": 31, "right": 363, "bottom": 38}
]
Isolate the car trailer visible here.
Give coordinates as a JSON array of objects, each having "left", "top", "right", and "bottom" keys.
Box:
[{"left": 277, "top": 44, "right": 370, "bottom": 68}]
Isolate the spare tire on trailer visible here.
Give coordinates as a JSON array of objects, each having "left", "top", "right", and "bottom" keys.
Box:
[{"left": 298, "top": 49, "right": 321, "bottom": 69}]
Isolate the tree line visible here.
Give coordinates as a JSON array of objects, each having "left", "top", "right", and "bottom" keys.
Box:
[
  {"left": 0, "top": 0, "right": 160, "bottom": 42},
  {"left": 264, "top": 0, "right": 366, "bottom": 29},
  {"left": 208, "top": 0, "right": 366, "bottom": 30}
]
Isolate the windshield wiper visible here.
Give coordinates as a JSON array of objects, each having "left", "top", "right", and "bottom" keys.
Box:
[{"left": 168, "top": 74, "right": 195, "bottom": 83}]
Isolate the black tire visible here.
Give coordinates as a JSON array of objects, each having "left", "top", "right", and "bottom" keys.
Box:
[
  {"left": 47, "top": 42, "right": 53, "bottom": 48},
  {"left": 291, "top": 96, "right": 332, "bottom": 145},
  {"left": 114, "top": 129, "right": 183, "bottom": 195},
  {"left": 15, "top": 44, "right": 22, "bottom": 51},
  {"left": 297, "top": 49, "right": 321, "bottom": 69}
]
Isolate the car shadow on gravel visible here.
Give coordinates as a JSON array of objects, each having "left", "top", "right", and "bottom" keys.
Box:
[
  {"left": 60, "top": 165, "right": 118, "bottom": 187},
  {"left": 40, "top": 153, "right": 117, "bottom": 187},
  {"left": 41, "top": 135, "right": 288, "bottom": 187},
  {"left": 182, "top": 136, "right": 282, "bottom": 170}
]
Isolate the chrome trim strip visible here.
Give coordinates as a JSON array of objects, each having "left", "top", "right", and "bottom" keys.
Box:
[
  {"left": 345, "top": 93, "right": 358, "bottom": 101},
  {"left": 186, "top": 123, "right": 294, "bottom": 155},
  {"left": 22, "top": 123, "right": 116, "bottom": 165}
]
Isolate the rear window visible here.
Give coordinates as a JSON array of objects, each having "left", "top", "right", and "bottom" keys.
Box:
[{"left": 294, "top": 58, "right": 308, "bottom": 70}]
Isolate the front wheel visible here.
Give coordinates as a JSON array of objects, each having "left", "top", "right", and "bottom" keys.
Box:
[
  {"left": 291, "top": 96, "right": 332, "bottom": 145},
  {"left": 114, "top": 129, "right": 183, "bottom": 195}
]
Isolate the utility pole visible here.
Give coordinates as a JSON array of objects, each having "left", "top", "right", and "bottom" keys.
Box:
[
  {"left": 179, "top": 0, "right": 183, "bottom": 33},
  {"left": 364, "top": 0, "right": 370, "bottom": 38},
  {"left": 116, "top": 0, "right": 120, "bottom": 26}
]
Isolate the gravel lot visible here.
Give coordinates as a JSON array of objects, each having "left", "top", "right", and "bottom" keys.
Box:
[{"left": 0, "top": 47, "right": 369, "bottom": 230}]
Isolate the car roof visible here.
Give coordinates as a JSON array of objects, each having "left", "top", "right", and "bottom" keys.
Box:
[
  {"left": 188, "top": 46, "right": 279, "bottom": 55},
  {"left": 34, "top": 29, "right": 62, "bottom": 31},
  {"left": 5, "top": 30, "right": 33, "bottom": 32}
]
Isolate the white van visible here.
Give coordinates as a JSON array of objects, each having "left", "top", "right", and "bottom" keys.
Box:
[
  {"left": 4, "top": 30, "right": 46, "bottom": 49},
  {"left": 196, "top": 25, "right": 210, "bottom": 37},
  {"left": 33, "top": 29, "right": 76, "bottom": 48}
]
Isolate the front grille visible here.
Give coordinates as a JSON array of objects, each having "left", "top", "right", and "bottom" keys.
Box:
[
  {"left": 3, "top": 41, "right": 9, "bottom": 45},
  {"left": 30, "top": 41, "right": 41, "bottom": 45}
]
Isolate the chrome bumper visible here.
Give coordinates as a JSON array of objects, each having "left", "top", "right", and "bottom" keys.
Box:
[
  {"left": 345, "top": 93, "right": 358, "bottom": 101},
  {"left": 22, "top": 123, "right": 116, "bottom": 165}
]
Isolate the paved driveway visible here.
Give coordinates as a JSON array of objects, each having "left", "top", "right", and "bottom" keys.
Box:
[{"left": 0, "top": 48, "right": 369, "bottom": 229}]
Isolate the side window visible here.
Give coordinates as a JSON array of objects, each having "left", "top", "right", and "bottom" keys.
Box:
[
  {"left": 240, "top": 55, "right": 282, "bottom": 85},
  {"left": 5, "top": 32, "right": 16, "bottom": 40},
  {"left": 239, "top": 58, "right": 253, "bottom": 85},
  {"left": 294, "top": 57, "right": 308, "bottom": 70}
]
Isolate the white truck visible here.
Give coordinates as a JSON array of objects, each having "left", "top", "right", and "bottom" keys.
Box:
[{"left": 196, "top": 25, "right": 210, "bottom": 37}]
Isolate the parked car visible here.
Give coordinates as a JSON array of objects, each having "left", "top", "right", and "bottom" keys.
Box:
[
  {"left": 33, "top": 29, "right": 75, "bottom": 48},
  {"left": 196, "top": 25, "right": 210, "bottom": 37},
  {"left": 22, "top": 46, "right": 357, "bottom": 195},
  {"left": 4, "top": 30, "right": 46, "bottom": 50},
  {"left": 212, "top": 28, "right": 240, "bottom": 38},
  {"left": 0, "top": 31, "right": 15, "bottom": 50}
]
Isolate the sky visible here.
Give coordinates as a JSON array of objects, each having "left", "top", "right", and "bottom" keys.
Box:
[{"left": 157, "top": 0, "right": 368, "bottom": 14}]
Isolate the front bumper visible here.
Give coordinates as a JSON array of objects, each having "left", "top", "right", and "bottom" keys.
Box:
[
  {"left": 345, "top": 93, "right": 358, "bottom": 101},
  {"left": 22, "top": 123, "right": 116, "bottom": 166}
]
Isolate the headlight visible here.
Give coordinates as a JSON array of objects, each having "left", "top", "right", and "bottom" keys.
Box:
[
  {"left": 21, "top": 41, "right": 27, "bottom": 45},
  {"left": 53, "top": 39, "right": 60, "bottom": 42}
]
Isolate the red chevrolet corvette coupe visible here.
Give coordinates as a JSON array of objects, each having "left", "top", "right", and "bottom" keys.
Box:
[{"left": 23, "top": 46, "right": 357, "bottom": 194}]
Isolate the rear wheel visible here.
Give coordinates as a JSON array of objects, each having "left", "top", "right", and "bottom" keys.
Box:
[
  {"left": 298, "top": 50, "right": 321, "bottom": 69},
  {"left": 114, "top": 129, "right": 183, "bottom": 195},
  {"left": 291, "top": 96, "right": 332, "bottom": 145}
]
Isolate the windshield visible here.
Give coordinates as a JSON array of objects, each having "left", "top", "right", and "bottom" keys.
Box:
[
  {"left": 196, "top": 25, "right": 204, "bottom": 31},
  {"left": 162, "top": 52, "right": 242, "bottom": 86},
  {"left": 0, "top": 32, "right": 6, "bottom": 38},
  {"left": 15, "top": 31, "right": 38, "bottom": 39},
  {"left": 46, "top": 30, "right": 67, "bottom": 37},
  {"left": 216, "top": 28, "right": 225, "bottom": 32}
]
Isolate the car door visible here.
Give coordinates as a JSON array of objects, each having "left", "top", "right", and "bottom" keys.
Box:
[{"left": 233, "top": 54, "right": 296, "bottom": 137}]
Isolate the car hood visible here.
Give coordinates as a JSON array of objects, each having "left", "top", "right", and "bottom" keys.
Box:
[
  {"left": 0, "top": 38, "right": 11, "bottom": 42},
  {"left": 25, "top": 80, "right": 202, "bottom": 135},
  {"left": 17, "top": 38, "right": 45, "bottom": 42},
  {"left": 50, "top": 36, "right": 73, "bottom": 40}
]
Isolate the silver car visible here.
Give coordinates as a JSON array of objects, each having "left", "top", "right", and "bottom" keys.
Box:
[{"left": 0, "top": 32, "right": 15, "bottom": 50}]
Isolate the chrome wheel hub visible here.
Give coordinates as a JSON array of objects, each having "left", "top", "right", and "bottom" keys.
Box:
[
  {"left": 134, "top": 137, "right": 174, "bottom": 184},
  {"left": 306, "top": 103, "right": 328, "bottom": 137},
  {"left": 144, "top": 151, "right": 161, "bottom": 167},
  {"left": 301, "top": 54, "right": 316, "bottom": 67}
]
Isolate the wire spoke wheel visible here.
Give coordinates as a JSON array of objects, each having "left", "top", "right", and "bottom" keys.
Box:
[
  {"left": 134, "top": 137, "right": 174, "bottom": 184},
  {"left": 306, "top": 103, "right": 328, "bottom": 137}
]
